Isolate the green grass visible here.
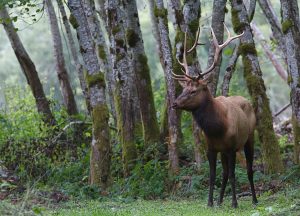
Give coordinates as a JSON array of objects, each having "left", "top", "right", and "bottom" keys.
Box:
[{"left": 46, "top": 187, "right": 300, "bottom": 216}]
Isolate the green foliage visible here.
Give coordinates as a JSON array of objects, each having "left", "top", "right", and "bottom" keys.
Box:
[{"left": 0, "top": 86, "right": 91, "bottom": 181}]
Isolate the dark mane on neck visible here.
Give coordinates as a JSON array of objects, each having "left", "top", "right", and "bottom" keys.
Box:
[{"left": 192, "top": 96, "right": 226, "bottom": 138}]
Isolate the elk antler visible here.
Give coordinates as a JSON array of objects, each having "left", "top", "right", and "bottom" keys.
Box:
[
  {"left": 172, "top": 31, "right": 197, "bottom": 80},
  {"left": 197, "top": 23, "right": 244, "bottom": 79},
  {"left": 172, "top": 23, "right": 244, "bottom": 81}
]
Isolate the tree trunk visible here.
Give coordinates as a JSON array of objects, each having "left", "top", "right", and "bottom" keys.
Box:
[
  {"left": 206, "top": 0, "right": 226, "bottom": 96},
  {"left": 258, "top": 0, "right": 286, "bottom": 62},
  {"left": 45, "top": 0, "right": 78, "bottom": 116},
  {"left": 106, "top": 0, "right": 137, "bottom": 175},
  {"left": 68, "top": 0, "right": 111, "bottom": 189},
  {"left": 0, "top": 7, "right": 55, "bottom": 126},
  {"left": 154, "top": 0, "right": 180, "bottom": 173},
  {"left": 221, "top": 42, "right": 240, "bottom": 96},
  {"left": 169, "top": 0, "right": 204, "bottom": 168},
  {"left": 280, "top": 0, "right": 300, "bottom": 164},
  {"left": 83, "top": 0, "right": 116, "bottom": 124},
  {"left": 148, "top": 0, "right": 169, "bottom": 147},
  {"left": 56, "top": 0, "right": 91, "bottom": 113},
  {"left": 251, "top": 23, "right": 287, "bottom": 81},
  {"left": 123, "top": 0, "right": 160, "bottom": 149},
  {"left": 230, "top": 0, "right": 284, "bottom": 173}
]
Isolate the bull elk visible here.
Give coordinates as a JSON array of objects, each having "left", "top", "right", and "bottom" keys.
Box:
[{"left": 172, "top": 24, "right": 258, "bottom": 208}]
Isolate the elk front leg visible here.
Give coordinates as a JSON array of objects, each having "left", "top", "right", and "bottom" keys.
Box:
[
  {"left": 207, "top": 150, "right": 217, "bottom": 207},
  {"left": 218, "top": 152, "right": 229, "bottom": 205}
]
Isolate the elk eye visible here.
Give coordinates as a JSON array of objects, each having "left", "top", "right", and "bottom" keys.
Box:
[{"left": 190, "top": 90, "right": 197, "bottom": 94}]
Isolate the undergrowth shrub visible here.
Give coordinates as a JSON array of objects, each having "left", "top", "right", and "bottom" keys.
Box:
[{"left": 0, "top": 86, "right": 91, "bottom": 182}]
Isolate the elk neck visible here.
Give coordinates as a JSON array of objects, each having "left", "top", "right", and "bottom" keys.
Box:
[{"left": 191, "top": 92, "right": 226, "bottom": 138}]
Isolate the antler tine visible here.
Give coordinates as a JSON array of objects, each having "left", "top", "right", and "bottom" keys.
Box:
[
  {"left": 174, "top": 31, "right": 195, "bottom": 80},
  {"left": 220, "top": 23, "right": 244, "bottom": 49},
  {"left": 187, "top": 26, "right": 202, "bottom": 53},
  {"left": 197, "top": 23, "right": 244, "bottom": 79}
]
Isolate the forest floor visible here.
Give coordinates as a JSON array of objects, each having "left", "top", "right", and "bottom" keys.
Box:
[{"left": 0, "top": 181, "right": 299, "bottom": 216}]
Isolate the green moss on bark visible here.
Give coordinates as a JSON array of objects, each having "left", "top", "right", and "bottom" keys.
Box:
[
  {"left": 239, "top": 43, "right": 257, "bottom": 56},
  {"left": 154, "top": 6, "right": 168, "bottom": 18},
  {"left": 69, "top": 14, "right": 79, "bottom": 29},
  {"left": 126, "top": 29, "right": 139, "bottom": 47},
  {"left": 231, "top": 8, "right": 247, "bottom": 33},
  {"left": 282, "top": 20, "right": 293, "bottom": 34},
  {"left": 292, "top": 116, "right": 300, "bottom": 164},
  {"left": 188, "top": 19, "right": 199, "bottom": 35},
  {"left": 242, "top": 56, "right": 283, "bottom": 174},
  {"left": 115, "top": 39, "right": 125, "bottom": 48},
  {"left": 98, "top": 45, "right": 106, "bottom": 60},
  {"left": 84, "top": 70, "right": 106, "bottom": 88},
  {"left": 90, "top": 104, "right": 111, "bottom": 188},
  {"left": 112, "top": 26, "right": 120, "bottom": 35},
  {"left": 113, "top": 82, "right": 137, "bottom": 175},
  {"left": 154, "top": 5, "right": 168, "bottom": 28},
  {"left": 116, "top": 53, "right": 125, "bottom": 62},
  {"left": 287, "top": 75, "right": 293, "bottom": 85},
  {"left": 136, "top": 54, "right": 160, "bottom": 146}
]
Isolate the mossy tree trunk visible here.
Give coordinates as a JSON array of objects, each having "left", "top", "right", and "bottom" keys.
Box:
[
  {"left": 230, "top": 0, "right": 284, "bottom": 174},
  {"left": 106, "top": 0, "right": 137, "bottom": 176},
  {"left": 148, "top": 0, "right": 169, "bottom": 152},
  {"left": 56, "top": 0, "right": 91, "bottom": 114},
  {"left": 45, "top": 0, "right": 78, "bottom": 116},
  {"left": 280, "top": 0, "right": 300, "bottom": 164},
  {"left": 68, "top": 0, "right": 111, "bottom": 189},
  {"left": 169, "top": 0, "right": 205, "bottom": 168},
  {"left": 154, "top": 0, "right": 180, "bottom": 173},
  {"left": 123, "top": 0, "right": 161, "bottom": 150},
  {"left": 83, "top": 0, "right": 116, "bottom": 124},
  {"left": 0, "top": 7, "right": 55, "bottom": 126},
  {"left": 206, "top": 0, "right": 226, "bottom": 95}
]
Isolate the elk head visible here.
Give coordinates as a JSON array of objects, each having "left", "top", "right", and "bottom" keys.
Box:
[{"left": 172, "top": 23, "right": 244, "bottom": 111}]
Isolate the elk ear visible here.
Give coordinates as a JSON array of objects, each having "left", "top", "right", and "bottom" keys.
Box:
[{"left": 178, "top": 80, "right": 187, "bottom": 87}]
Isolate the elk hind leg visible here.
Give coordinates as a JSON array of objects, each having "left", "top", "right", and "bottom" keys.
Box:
[{"left": 244, "top": 135, "right": 258, "bottom": 204}]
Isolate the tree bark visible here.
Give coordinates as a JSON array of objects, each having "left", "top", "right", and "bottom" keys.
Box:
[
  {"left": 230, "top": 0, "right": 284, "bottom": 173},
  {"left": 45, "top": 0, "right": 78, "bottom": 116},
  {"left": 206, "top": 0, "right": 226, "bottom": 96},
  {"left": 106, "top": 0, "right": 137, "bottom": 175},
  {"left": 169, "top": 0, "right": 204, "bottom": 168},
  {"left": 0, "top": 7, "right": 55, "bottom": 126},
  {"left": 83, "top": 0, "right": 116, "bottom": 124},
  {"left": 68, "top": 0, "right": 111, "bottom": 189},
  {"left": 148, "top": 0, "right": 169, "bottom": 146},
  {"left": 280, "top": 0, "right": 300, "bottom": 164},
  {"left": 154, "top": 0, "right": 180, "bottom": 173},
  {"left": 251, "top": 22, "right": 287, "bottom": 81},
  {"left": 56, "top": 0, "right": 91, "bottom": 113},
  {"left": 123, "top": 0, "right": 160, "bottom": 149},
  {"left": 221, "top": 42, "right": 240, "bottom": 96},
  {"left": 258, "top": 0, "right": 286, "bottom": 62}
]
